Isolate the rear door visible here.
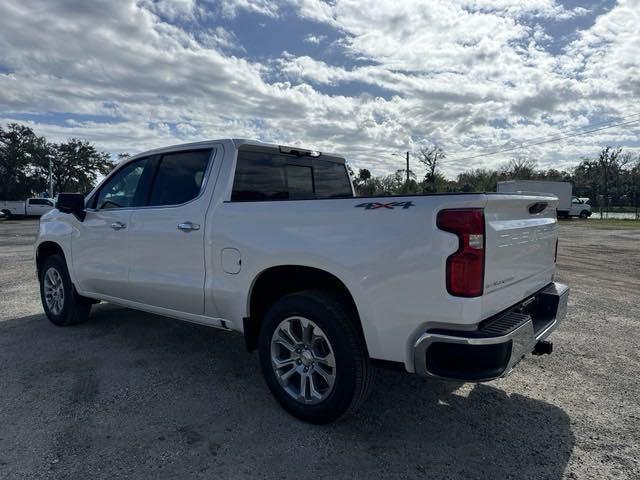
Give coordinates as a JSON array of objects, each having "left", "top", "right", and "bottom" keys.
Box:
[
  {"left": 482, "top": 194, "right": 558, "bottom": 313},
  {"left": 127, "top": 148, "right": 216, "bottom": 315}
]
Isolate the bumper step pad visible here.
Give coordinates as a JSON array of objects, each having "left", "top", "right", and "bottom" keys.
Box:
[{"left": 479, "top": 311, "right": 530, "bottom": 337}]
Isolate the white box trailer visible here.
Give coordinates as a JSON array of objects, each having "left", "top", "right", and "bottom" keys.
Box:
[{"left": 497, "top": 180, "right": 591, "bottom": 218}]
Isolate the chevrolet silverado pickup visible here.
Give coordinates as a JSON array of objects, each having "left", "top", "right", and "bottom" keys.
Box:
[
  {"left": 1, "top": 197, "right": 55, "bottom": 218},
  {"left": 35, "top": 139, "right": 569, "bottom": 424}
]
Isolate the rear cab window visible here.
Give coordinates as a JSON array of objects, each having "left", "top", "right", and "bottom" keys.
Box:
[{"left": 231, "top": 146, "right": 352, "bottom": 201}]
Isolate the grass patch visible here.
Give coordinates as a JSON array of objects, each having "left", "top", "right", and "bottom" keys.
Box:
[{"left": 563, "top": 218, "right": 640, "bottom": 229}]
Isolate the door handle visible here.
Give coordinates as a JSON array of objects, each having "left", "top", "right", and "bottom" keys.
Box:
[
  {"left": 110, "top": 221, "right": 126, "bottom": 230},
  {"left": 177, "top": 222, "right": 200, "bottom": 232}
]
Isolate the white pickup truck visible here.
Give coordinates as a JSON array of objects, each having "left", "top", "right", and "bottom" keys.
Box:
[
  {"left": 1, "top": 198, "right": 55, "bottom": 219},
  {"left": 35, "top": 139, "right": 569, "bottom": 423}
]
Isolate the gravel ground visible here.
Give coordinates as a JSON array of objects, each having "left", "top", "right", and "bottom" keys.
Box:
[{"left": 0, "top": 218, "right": 638, "bottom": 479}]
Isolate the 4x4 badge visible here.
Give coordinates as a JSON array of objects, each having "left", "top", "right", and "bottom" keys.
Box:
[{"left": 355, "top": 201, "right": 415, "bottom": 210}]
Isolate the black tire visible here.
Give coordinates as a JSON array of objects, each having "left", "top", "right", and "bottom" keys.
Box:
[
  {"left": 39, "top": 254, "right": 92, "bottom": 326},
  {"left": 258, "top": 289, "right": 373, "bottom": 424},
  {"left": 579, "top": 210, "right": 589, "bottom": 219},
  {"left": 1, "top": 209, "right": 11, "bottom": 220}
]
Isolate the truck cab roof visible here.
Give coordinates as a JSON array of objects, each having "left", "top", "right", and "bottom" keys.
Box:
[{"left": 127, "top": 139, "right": 344, "bottom": 164}]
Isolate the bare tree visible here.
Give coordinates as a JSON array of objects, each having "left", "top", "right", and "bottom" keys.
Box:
[
  {"left": 418, "top": 144, "right": 446, "bottom": 185},
  {"left": 503, "top": 156, "right": 537, "bottom": 179}
]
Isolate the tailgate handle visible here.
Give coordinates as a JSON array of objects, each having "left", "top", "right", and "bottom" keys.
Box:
[{"left": 528, "top": 202, "right": 548, "bottom": 214}]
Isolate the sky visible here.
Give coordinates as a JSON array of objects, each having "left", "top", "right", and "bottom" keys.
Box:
[{"left": 1, "top": 0, "right": 639, "bottom": 178}]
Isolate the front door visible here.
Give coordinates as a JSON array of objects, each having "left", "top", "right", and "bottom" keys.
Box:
[
  {"left": 73, "top": 156, "right": 154, "bottom": 299},
  {"left": 127, "top": 148, "right": 216, "bottom": 315}
]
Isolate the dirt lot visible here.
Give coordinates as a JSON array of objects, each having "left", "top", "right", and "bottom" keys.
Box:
[{"left": 1, "top": 218, "right": 639, "bottom": 479}]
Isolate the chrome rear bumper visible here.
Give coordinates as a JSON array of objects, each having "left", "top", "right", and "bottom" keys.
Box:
[{"left": 413, "top": 282, "right": 569, "bottom": 381}]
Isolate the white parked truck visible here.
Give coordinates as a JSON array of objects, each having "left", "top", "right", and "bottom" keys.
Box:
[
  {"left": 497, "top": 180, "right": 591, "bottom": 218},
  {"left": 1, "top": 198, "right": 55, "bottom": 219},
  {"left": 35, "top": 139, "right": 569, "bottom": 423}
]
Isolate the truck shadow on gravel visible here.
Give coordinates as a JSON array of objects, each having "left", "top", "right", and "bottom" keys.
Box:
[{"left": 0, "top": 304, "right": 575, "bottom": 479}]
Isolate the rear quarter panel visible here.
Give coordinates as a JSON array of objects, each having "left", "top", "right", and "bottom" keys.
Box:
[{"left": 208, "top": 194, "right": 489, "bottom": 369}]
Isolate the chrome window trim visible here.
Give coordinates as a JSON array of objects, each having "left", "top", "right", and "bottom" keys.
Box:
[{"left": 85, "top": 145, "right": 220, "bottom": 213}]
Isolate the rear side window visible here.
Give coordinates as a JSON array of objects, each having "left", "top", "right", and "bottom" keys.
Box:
[
  {"left": 231, "top": 148, "right": 351, "bottom": 201},
  {"left": 148, "top": 149, "right": 212, "bottom": 206},
  {"left": 29, "top": 199, "right": 51, "bottom": 205}
]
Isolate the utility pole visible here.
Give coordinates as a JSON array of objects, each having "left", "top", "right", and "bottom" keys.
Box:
[
  {"left": 392, "top": 151, "right": 412, "bottom": 185},
  {"left": 48, "top": 154, "right": 53, "bottom": 198},
  {"left": 405, "top": 151, "right": 410, "bottom": 184}
]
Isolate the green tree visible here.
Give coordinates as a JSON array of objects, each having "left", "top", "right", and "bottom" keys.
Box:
[
  {"left": 457, "top": 168, "right": 499, "bottom": 192},
  {"left": 0, "top": 123, "right": 48, "bottom": 199},
  {"left": 35, "top": 139, "right": 114, "bottom": 195}
]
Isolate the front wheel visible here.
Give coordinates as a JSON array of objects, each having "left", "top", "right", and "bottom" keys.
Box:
[
  {"left": 39, "top": 254, "right": 92, "bottom": 326},
  {"left": 579, "top": 210, "right": 589, "bottom": 219},
  {"left": 258, "top": 290, "right": 373, "bottom": 424}
]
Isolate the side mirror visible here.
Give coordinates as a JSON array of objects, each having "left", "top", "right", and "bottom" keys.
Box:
[{"left": 56, "top": 193, "right": 86, "bottom": 221}]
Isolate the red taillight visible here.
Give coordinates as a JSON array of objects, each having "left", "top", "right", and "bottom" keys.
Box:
[{"left": 437, "top": 208, "right": 485, "bottom": 297}]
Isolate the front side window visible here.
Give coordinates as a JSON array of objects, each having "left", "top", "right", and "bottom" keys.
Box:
[
  {"left": 147, "top": 149, "right": 212, "bottom": 206},
  {"left": 95, "top": 157, "right": 150, "bottom": 210}
]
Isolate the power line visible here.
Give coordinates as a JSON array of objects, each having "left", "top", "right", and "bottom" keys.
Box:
[
  {"left": 488, "top": 112, "right": 640, "bottom": 149},
  {"left": 445, "top": 116, "right": 640, "bottom": 165}
]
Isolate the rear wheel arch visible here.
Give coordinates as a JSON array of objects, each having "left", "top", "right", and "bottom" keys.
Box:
[{"left": 244, "top": 265, "right": 365, "bottom": 352}]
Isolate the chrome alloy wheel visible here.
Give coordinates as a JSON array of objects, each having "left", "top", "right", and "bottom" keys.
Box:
[
  {"left": 44, "top": 267, "right": 65, "bottom": 315},
  {"left": 270, "top": 316, "right": 336, "bottom": 405}
]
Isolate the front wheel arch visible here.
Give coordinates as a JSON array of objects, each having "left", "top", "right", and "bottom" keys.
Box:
[{"left": 36, "top": 241, "right": 66, "bottom": 277}]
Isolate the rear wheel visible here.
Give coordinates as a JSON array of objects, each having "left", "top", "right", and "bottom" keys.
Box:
[
  {"left": 39, "top": 254, "right": 92, "bottom": 326},
  {"left": 1, "top": 209, "right": 11, "bottom": 220},
  {"left": 258, "top": 290, "right": 373, "bottom": 424}
]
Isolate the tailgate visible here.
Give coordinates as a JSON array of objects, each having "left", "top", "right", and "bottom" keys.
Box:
[{"left": 482, "top": 194, "right": 558, "bottom": 317}]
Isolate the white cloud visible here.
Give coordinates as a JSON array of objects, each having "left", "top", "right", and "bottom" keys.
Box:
[
  {"left": 141, "top": 0, "right": 199, "bottom": 21},
  {"left": 303, "top": 34, "right": 327, "bottom": 45},
  {"left": 0, "top": 0, "right": 638, "bottom": 180},
  {"left": 216, "top": 0, "right": 281, "bottom": 19}
]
